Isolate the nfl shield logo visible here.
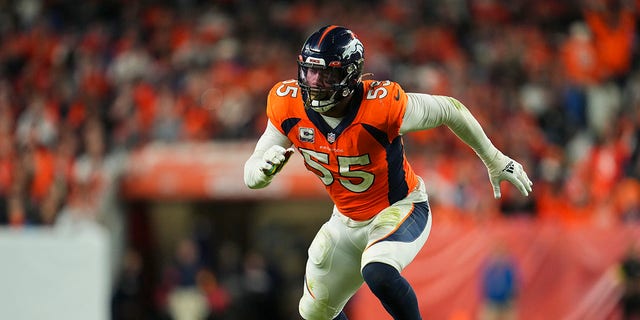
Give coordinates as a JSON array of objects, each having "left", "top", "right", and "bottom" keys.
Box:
[{"left": 327, "top": 132, "right": 336, "bottom": 143}]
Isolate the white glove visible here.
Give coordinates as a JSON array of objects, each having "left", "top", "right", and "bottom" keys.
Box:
[
  {"left": 260, "top": 145, "right": 295, "bottom": 177},
  {"left": 484, "top": 152, "right": 533, "bottom": 199}
]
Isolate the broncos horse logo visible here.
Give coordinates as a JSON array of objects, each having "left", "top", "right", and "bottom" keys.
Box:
[{"left": 340, "top": 37, "right": 364, "bottom": 61}]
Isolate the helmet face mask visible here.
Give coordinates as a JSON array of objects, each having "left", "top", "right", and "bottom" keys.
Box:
[
  {"left": 298, "top": 63, "right": 353, "bottom": 111},
  {"left": 297, "top": 25, "right": 364, "bottom": 113}
]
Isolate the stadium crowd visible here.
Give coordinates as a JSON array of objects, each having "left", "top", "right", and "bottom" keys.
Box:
[{"left": 0, "top": 0, "right": 639, "bottom": 319}]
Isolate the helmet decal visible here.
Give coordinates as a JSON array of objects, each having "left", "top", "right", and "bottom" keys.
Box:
[
  {"left": 305, "top": 57, "right": 326, "bottom": 66},
  {"left": 341, "top": 39, "right": 364, "bottom": 61}
]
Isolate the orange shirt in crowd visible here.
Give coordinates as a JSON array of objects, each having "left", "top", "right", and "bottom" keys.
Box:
[
  {"left": 560, "top": 24, "right": 601, "bottom": 85},
  {"left": 0, "top": 157, "right": 12, "bottom": 196},
  {"left": 612, "top": 178, "right": 640, "bottom": 220},
  {"left": 536, "top": 181, "right": 596, "bottom": 225},
  {"left": 133, "top": 82, "right": 158, "bottom": 134},
  {"left": 29, "top": 147, "right": 55, "bottom": 203},
  {"left": 584, "top": 7, "right": 636, "bottom": 78}
]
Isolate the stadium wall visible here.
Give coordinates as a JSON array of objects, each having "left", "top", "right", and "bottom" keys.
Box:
[{"left": 0, "top": 224, "right": 111, "bottom": 320}]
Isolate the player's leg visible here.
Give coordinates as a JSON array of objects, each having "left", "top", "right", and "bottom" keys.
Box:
[
  {"left": 362, "top": 262, "right": 420, "bottom": 319},
  {"left": 361, "top": 199, "right": 432, "bottom": 320},
  {"left": 299, "top": 213, "right": 366, "bottom": 320}
]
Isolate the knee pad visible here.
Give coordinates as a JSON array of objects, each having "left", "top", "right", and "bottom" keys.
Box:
[{"left": 299, "top": 292, "right": 341, "bottom": 320}]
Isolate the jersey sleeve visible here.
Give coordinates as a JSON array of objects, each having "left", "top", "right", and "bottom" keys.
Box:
[
  {"left": 385, "top": 81, "right": 409, "bottom": 138},
  {"left": 401, "top": 92, "right": 500, "bottom": 165},
  {"left": 360, "top": 80, "right": 408, "bottom": 141},
  {"left": 266, "top": 80, "right": 299, "bottom": 136}
]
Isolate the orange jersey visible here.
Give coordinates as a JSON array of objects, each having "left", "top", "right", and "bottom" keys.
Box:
[{"left": 266, "top": 79, "right": 419, "bottom": 221}]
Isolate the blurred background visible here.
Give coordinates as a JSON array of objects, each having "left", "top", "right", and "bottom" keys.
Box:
[{"left": 0, "top": 0, "right": 639, "bottom": 319}]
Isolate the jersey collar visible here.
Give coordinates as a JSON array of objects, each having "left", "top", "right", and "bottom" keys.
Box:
[{"left": 305, "top": 83, "right": 363, "bottom": 144}]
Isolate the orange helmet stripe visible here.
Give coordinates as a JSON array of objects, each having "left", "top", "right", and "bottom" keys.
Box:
[{"left": 317, "top": 25, "right": 339, "bottom": 47}]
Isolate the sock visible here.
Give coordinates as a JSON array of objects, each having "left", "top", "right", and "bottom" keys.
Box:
[
  {"left": 332, "top": 311, "right": 348, "bottom": 320},
  {"left": 362, "top": 262, "right": 422, "bottom": 320}
]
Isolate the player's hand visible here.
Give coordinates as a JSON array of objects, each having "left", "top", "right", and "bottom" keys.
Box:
[
  {"left": 260, "top": 145, "right": 295, "bottom": 177},
  {"left": 486, "top": 153, "right": 533, "bottom": 199}
]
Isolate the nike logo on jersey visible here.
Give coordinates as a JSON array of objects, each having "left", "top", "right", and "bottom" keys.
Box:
[{"left": 394, "top": 90, "right": 400, "bottom": 101}]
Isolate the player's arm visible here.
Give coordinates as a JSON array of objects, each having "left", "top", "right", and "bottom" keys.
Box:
[
  {"left": 244, "top": 120, "right": 295, "bottom": 189},
  {"left": 401, "top": 93, "right": 533, "bottom": 198}
]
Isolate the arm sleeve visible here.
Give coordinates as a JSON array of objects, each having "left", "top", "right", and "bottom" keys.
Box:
[
  {"left": 243, "top": 120, "right": 293, "bottom": 189},
  {"left": 400, "top": 93, "right": 501, "bottom": 165}
]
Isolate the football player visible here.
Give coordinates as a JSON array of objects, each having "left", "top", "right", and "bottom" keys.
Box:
[{"left": 244, "top": 25, "right": 533, "bottom": 320}]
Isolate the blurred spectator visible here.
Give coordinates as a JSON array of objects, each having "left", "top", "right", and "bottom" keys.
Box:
[
  {"left": 214, "top": 240, "right": 245, "bottom": 317},
  {"left": 112, "top": 247, "right": 148, "bottom": 320},
  {"left": 196, "top": 268, "right": 231, "bottom": 319},
  {"left": 15, "top": 94, "right": 58, "bottom": 148},
  {"left": 57, "top": 117, "right": 124, "bottom": 224},
  {"left": 238, "top": 250, "right": 282, "bottom": 320},
  {"left": 583, "top": 0, "right": 636, "bottom": 83},
  {"left": 585, "top": 80, "right": 622, "bottom": 141},
  {"left": 626, "top": 100, "right": 640, "bottom": 180},
  {"left": 179, "top": 71, "right": 215, "bottom": 141},
  {"left": 157, "top": 237, "right": 209, "bottom": 320},
  {"left": 559, "top": 21, "right": 598, "bottom": 134},
  {"left": 560, "top": 21, "right": 601, "bottom": 86},
  {"left": 0, "top": 97, "right": 15, "bottom": 224},
  {"left": 7, "top": 141, "right": 55, "bottom": 226},
  {"left": 151, "top": 85, "right": 183, "bottom": 143},
  {"left": 612, "top": 178, "right": 640, "bottom": 222},
  {"left": 107, "top": 83, "right": 143, "bottom": 149},
  {"left": 480, "top": 242, "right": 519, "bottom": 320},
  {"left": 618, "top": 242, "right": 640, "bottom": 319}
]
